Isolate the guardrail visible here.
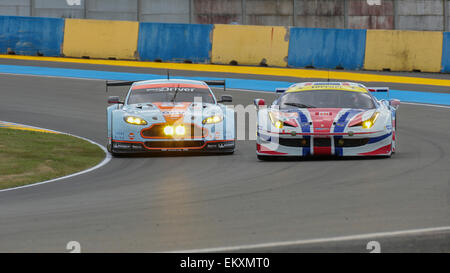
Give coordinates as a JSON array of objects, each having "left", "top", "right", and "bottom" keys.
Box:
[{"left": 0, "top": 15, "right": 448, "bottom": 73}]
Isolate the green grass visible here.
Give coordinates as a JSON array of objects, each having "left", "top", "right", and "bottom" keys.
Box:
[{"left": 0, "top": 128, "right": 105, "bottom": 190}]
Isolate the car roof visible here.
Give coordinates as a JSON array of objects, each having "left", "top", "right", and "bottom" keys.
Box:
[{"left": 286, "top": 82, "right": 369, "bottom": 93}]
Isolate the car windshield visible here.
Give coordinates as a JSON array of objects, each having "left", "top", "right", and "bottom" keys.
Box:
[
  {"left": 127, "top": 85, "right": 215, "bottom": 104},
  {"left": 278, "top": 90, "right": 376, "bottom": 109}
]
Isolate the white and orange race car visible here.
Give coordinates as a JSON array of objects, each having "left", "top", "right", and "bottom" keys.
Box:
[
  {"left": 106, "top": 79, "right": 235, "bottom": 156},
  {"left": 254, "top": 82, "right": 400, "bottom": 160}
]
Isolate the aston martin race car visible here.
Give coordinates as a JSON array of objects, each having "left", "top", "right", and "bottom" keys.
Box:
[
  {"left": 254, "top": 82, "right": 400, "bottom": 160},
  {"left": 107, "top": 79, "right": 235, "bottom": 155}
]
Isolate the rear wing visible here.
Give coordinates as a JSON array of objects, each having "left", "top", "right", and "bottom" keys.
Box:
[
  {"left": 367, "top": 87, "right": 389, "bottom": 99},
  {"left": 367, "top": 87, "right": 389, "bottom": 92},
  {"left": 106, "top": 80, "right": 135, "bottom": 93},
  {"left": 105, "top": 79, "right": 226, "bottom": 92},
  {"left": 204, "top": 80, "right": 226, "bottom": 91}
]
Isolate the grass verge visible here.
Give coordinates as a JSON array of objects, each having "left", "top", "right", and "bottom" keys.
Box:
[{"left": 0, "top": 128, "right": 105, "bottom": 190}]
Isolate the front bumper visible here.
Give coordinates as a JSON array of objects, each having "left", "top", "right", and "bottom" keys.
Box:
[
  {"left": 110, "top": 139, "right": 235, "bottom": 154},
  {"left": 256, "top": 131, "right": 392, "bottom": 157}
]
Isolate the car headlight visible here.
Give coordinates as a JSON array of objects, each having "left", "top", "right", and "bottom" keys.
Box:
[
  {"left": 175, "top": 125, "right": 186, "bottom": 136},
  {"left": 202, "top": 115, "right": 222, "bottom": 124},
  {"left": 124, "top": 116, "right": 147, "bottom": 125},
  {"left": 268, "top": 112, "right": 283, "bottom": 129},
  {"left": 163, "top": 125, "right": 186, "bottom": 136},
  {"left": 352, "top": 112, "right": 379, "bottom": 129}
]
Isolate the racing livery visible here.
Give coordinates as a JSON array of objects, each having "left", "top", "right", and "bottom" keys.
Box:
[
  {"left": 255, "top": 82, "right": 400, "bottom": 160},
  {"left": 107, "top": 79, "right": 235, "bottom": 155}
]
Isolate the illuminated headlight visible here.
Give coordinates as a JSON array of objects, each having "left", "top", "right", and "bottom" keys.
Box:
[
  {"left": 352, "top": 112, "right": 379, "bottom": 129},
  {"left": 202, "top": 115, "right": 222, "bottom": 124},
  {"left": 124, "top": 116, "right": 147, "bottom": 125},
  {"left": 175, "top": 125, "right": 186, "bottom": 136},
  {"left": 163, "top": 126, "right": 174, "bottom": 136},
  {"left": 269, "top": 112, "right": 283, "bottom": 129}
]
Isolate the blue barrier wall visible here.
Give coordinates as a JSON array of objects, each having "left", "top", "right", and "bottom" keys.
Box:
[
  {"left": 441, "top": 32, "right": 450, "bottom": 72},
  {"left": 288, "top": 28, "right": 366, "bottom": 70},
  {"left": 137, "top": 22, "right": 213, "bottom": 63},
  {"left": 0, "top": 16, "right": 64, "bottom": 56}
]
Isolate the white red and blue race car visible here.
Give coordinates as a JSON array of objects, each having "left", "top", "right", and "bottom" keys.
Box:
[
  {"left": 106, "top": 79, "right": 235, "bottom": 156},
  {"left": 254, "top": 82, "right": 400, "bottom": 160}
]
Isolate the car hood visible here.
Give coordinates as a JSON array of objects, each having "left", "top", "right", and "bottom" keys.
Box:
[
  {"left": 271, "top": 107, "right": 378, "bottom": 131},
  {"left": 123, "top": 102, "right": 222, "bottom": 122}
]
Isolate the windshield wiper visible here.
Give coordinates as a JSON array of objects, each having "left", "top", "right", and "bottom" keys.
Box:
[{"left": 284, "top": 102, "right": 317, "bottom": 108}]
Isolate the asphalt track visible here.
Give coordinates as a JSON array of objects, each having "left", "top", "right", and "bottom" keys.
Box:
[{"left": 0, "top": 60, "right": 449, "bottom": 252}]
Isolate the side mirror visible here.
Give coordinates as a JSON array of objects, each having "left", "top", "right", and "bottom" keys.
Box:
[
  {"left": 108, "top": 96, "right": 121, "bottom": 104},
  {"left": 389, "top": 99, "right": 400, "bottom": 108},
  {"left": 254, "top": 98, "right": 265, "bottom": 106},
  {"left": 218, "top": 95, "right": 232, "bottom": 103},
  {"left": 275, "top": 88, "right": 286, "bottom": 93}
]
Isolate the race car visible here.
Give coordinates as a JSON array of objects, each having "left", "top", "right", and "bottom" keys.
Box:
[
  {"left": 254, "top": 82, "right": 400, "bottom": 160},
  {"left": 106, "top": 79, "right": 235, "bottom": 156}
]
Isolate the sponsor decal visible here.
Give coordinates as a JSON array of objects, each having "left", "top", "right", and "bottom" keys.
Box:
[
  {"left": 218, "top": 143, "right": 234, "bottom": 148},
  {"left": 162, "top": 111, "right": 186, "bottom": 115},
  {"left": 317, "top": 112, "right": 332, "bottom": 116},
  {"left": 145, "top": 87, "right": 195, "bottom": 92},
  {"left": 113, "top": 143, "right": 130, "bottom": 149}
]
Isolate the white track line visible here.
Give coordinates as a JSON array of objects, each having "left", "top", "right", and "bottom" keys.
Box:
[
  {"left": 2, "top": 73, "right": 450, "bottom": 108},
  {"left": 401, "top": 101, "right": 450, "bottom": 109},
  {"left": 0, "top": 121, "right": 112, "bottom": 193},
  {"left": 0, "top": 71, "right": 104, "bottom": 82},
  {"left": 173, "top": 226, "right": 450, "bottom": 253}
]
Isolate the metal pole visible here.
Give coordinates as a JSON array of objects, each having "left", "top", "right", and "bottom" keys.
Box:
[
  {"left": 84, "top": 0, "right": 87, "bottom": 19},
  {"left": 189, "top": 0, "right": 193, "bottom": 24},
  {"left": 393, "top": 0, "right": 398, "bottom": 29},
  {"left": 30, "top": 0, "right": 34, "bottom": 17},
  {"left": 137, "top": 0, "right": 141, "bottom": 21},
  {"left": 444, "top": 0, "right": 448, "bottom": 31},
  {"left": 242, "top": 0, "right": 246, "bottom": 25},
  {"left": 344, "top": 0, "right": 348, "bottom": 28},
  {"left": 292, "top": 0, "right": 296, "bottom": 26}
]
